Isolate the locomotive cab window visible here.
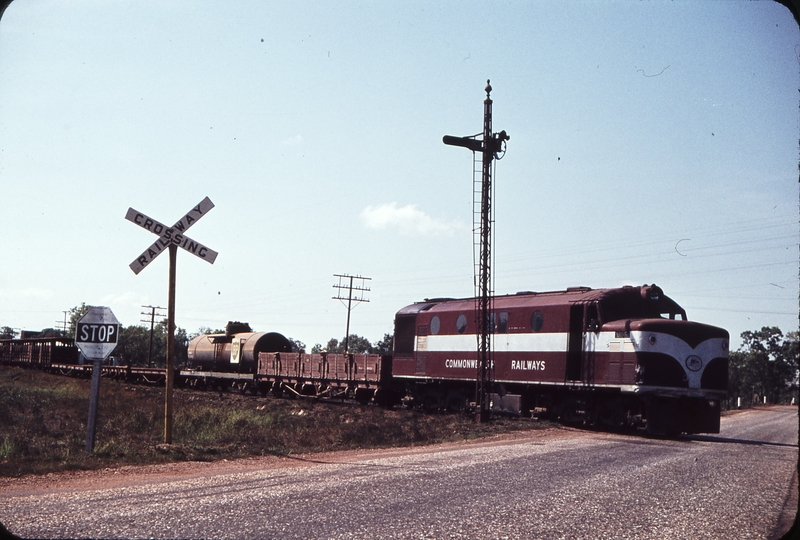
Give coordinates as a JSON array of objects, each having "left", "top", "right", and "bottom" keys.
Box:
[{"left": 394, "top": 316, "right": 416, "bottom": 354}]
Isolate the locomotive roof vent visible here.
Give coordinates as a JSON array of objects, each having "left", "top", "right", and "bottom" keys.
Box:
[
  {"left": 566, "top": 286, "right": 592, "bottom": 292},
  {"left": 423, "top": 297, "right": 455, "bottom": 303}
]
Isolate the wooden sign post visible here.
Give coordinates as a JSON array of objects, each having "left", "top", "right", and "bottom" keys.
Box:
[{"left": 125, "top": 197, "right": 217, "bottom": 443}]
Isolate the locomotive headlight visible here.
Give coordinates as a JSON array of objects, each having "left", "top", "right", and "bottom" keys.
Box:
[
  {"left": 722, "top": 341, "right": 728, "bottom": 352},
  {"left": 648, "top": 335, "right": 657, "bottom": 346}
]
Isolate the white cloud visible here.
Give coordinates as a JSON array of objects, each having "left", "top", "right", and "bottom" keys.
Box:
[
  {"left": 360, "top": 203, "right": 466, "bottom": 237},
  {"left": 282, "top": 135, "right": 303, "bottom": 146},
  {"left": 0, "top": 288, "right": 54, "bottom": 300}
]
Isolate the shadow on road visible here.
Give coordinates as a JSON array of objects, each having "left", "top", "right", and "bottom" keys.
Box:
[{"left": 683, "top": 434, "right": 798, "bottom": 448}]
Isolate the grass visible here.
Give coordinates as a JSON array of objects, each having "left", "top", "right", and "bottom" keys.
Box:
[{"left": 0, "top": 365, "right": 552, "bottom": 477}]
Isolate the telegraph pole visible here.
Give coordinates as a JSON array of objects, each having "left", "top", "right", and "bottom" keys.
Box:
[
  {"left": 443, "top": 80, "right": 509, "bottom": 422},
  {"left": 56, "top": 310, "right": 70, "bottom": 336},
  {"left": 332, "top": 274, "right": 371, "bottom": 353},
  {"left": 141, "top": 305, "right": 166, "bottom": 366}
]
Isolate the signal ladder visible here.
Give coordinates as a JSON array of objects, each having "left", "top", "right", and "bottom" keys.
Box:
[{"left": 472, "top": 149, "right": 495, "bottom": 302}]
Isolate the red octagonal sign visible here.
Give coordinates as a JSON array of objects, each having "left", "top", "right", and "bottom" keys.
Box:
[{"left": 75, "top": 306, "right": 120, "bottom": 361}]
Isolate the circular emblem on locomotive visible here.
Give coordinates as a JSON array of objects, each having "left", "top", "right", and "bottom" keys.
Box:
[{"left": 685, "top": 355, "right": 703, "bottom": 372}]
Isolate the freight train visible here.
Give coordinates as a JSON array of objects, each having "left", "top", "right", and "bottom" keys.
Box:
[{"left": 0, "top": 284, "right": 729, "bottom": 435}]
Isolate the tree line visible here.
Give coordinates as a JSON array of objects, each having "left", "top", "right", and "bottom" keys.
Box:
[
  {"left": 0, "top": 304, "right": 394, "bottom": 368},
  {"left": 727, "top": 327, "right": 798, "bottom": 407}
]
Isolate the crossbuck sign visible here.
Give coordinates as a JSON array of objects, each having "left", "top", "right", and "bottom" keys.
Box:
[
  {"left": 125, "top": 196, "right": 217, "bottom": 445},
  {"left": 125, "top": 197, "right": 218, "bottom": 274}
]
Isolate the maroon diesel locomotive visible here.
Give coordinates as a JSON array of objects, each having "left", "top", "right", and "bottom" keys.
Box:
[{"left": 391, "top": 284, "right": 729, "bottom": 435}]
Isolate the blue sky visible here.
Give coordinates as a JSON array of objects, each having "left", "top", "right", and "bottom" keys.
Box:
[{"left": 0, "top": 1, "right": 797, "bottom": 350}]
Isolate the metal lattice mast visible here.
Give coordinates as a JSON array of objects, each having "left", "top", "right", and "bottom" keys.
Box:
[
  {"left": 475, "top": 83, "right": 494, "bottom": 422},
  {"left": 443, "top": 80, "right": 509, "bottom": 422}
]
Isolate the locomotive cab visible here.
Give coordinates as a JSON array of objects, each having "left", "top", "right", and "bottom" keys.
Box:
[{"left": 587, "top": 285, "right": 729, "bottom": 434}]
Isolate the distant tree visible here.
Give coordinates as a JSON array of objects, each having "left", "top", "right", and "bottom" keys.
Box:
[
  {"left": 373, "top": 333, "right": 394, "bottom": 355},
  {"left": 325, "top": 335, "right": 373, "bottom": 354},
  {"left": 0, "top": 326, "right": 17, "bottom": 339},
  {"left": 175, "top": 326, "right": 189, "bottom": 367},
  {"left": 302, "top": 335, "right": 385, "bottom": 354},
  {"left": 195, "top": 326, "right": 226, "bottom": 336},
  {"left": 729, "top": 327, "right": 798, "bottom": 406},
  {"left": 347, "top": 335, "right": 374, "bottom": 353},
  {"left": 288, "top": 338, "right": 306, "bottom": 353},
  {"left": 39, "top": 328, "right": 63, "bottom": 338},
  {"left": 66, "top": 303, "right": 92, "bottom": 339},
  {"left": 116, "top": 325, "right": 157, "bottom": 367},
  {"left": 324, "top": 338, "right": 341, "bottom": 353}
]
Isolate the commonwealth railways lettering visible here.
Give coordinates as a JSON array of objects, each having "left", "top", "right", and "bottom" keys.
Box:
[
  {"left": 443, "top": 359, "right": 545, "bottom": 370},
  {"left": 445, "top": 358, "right": 477, "bottom": 369},
  {"left": 444, "top": 359, "right": 496, "bottom": 369},
  {"left": 511, "top": 360, "right": 545, "bottom": 371}
]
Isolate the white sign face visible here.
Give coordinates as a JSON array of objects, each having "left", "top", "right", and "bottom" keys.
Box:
[
  {"left": 75, "top": 306, "right": 120, "bottom": 360},
  {"left": 125, "top": 197, "right": 217, "bottom": 274}
]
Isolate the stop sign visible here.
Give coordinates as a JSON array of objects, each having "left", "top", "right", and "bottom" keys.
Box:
[{"left": 75, "top": 306, "right": 120, "bottom": 360}]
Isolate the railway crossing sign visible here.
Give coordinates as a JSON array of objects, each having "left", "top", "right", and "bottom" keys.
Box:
[
  {"left": 125, "top": 196, "right": 218, "bottom": 274},
  {"left": 74, "top": 306, "right": 120, "bottom": 361},
  {"left": 124, "top": 196, "right": 218, "bottom": 445}
]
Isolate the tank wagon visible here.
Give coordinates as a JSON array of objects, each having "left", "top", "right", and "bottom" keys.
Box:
[
  {"left": 186, "top": 321, "right": 293, "bottom": 373},
  {"left": 391, "top": 284, "right": 729, "bottom": 434}
]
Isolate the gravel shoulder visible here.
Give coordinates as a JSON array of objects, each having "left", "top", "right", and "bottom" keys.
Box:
[{"left": 0, "top": 425, "right": 574, "bottom": 497}]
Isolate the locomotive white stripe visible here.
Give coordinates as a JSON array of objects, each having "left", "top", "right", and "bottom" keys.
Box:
[
  {"left": 422, "top": 331, "right": 634, "bottom": 354},
  {"left": 420, "top": 333, "right": 569, "bottom": 353},
  {"left": 420, "top": 331, "right": 727, "bottom": 390}
]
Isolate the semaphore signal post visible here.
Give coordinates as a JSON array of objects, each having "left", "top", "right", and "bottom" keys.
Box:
[
  {"left": 443, "top": 80, "right": 509, "bottom": 423},
  {"left": 125, "top": 197, "right": 217, "bottom": 444}
]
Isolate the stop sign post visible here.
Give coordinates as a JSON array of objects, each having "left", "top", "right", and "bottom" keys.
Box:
[{"left": 75, "top": 307, "right": 120, "bottom": 453}]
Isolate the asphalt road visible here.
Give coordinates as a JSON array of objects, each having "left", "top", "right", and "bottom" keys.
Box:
[{"left": 1, "top": 406, "right": 797, "bottom": 539}]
